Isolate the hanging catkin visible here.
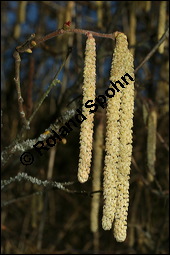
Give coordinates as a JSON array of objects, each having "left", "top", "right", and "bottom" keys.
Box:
[
  {"left": 147, "top": 108, "right": 157, "bottom": 183},
  {"left": 158, "top": 1, "right": 167, "bottom": 54},
  {"left": 77, "top": 34, "right": 96, "bottom": 183},
  {"left": 102, "top": 32, "right": 135, "bottom": 242},
  {"left": 90, "top": 118, "right": 104, "bottom": 233},
  {"left": 102, "top": 33, "right": 127, "bottom": 231},
  {"left": 113, "top": 34, "right": 134, "bottom": 242}
]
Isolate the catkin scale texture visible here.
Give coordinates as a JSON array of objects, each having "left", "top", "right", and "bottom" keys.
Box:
[
  {"left": 114, "top": 34, "right": 134, "bottom": 242},
  {"left": 102, "top": 33, "right": 135, "bottom": 242},
  {"left": 77, "top": 35, "right": 96, "bottom": 183},
  {"left": 102, "top": 34, "right": 129, "bottom": 231}
]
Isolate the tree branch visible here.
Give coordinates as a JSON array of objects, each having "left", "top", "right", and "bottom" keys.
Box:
[
  {"left": 1, "top": 105, "right": 79, "bottom": 166},
  {"left": 135, "top": 27, "right": 169, "bottom": 73},
  {"left": 28, "top": 47, "right": 72, "bottom": 123},
  {"left": 1, "top": 172, "right": 74, "bottom": 191},
  {"left": 35, "top": 28, "right": 116, "bottom": 46},
  {"left": 5, "top": 26, "right": 169, "bottom": 167},
  {"left": 13, "top": 50, "right": 29, "bottom": 129}
]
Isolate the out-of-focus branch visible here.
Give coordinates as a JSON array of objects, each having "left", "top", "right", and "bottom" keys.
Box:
[
  {"left": 1, "top": 172, "right": 74, "bottom": 191},
  {"left": 28, "top": 47, "right": 72, "bottom": 123},
  {"left": 135, "top": 27, "right": 169, "bottom": 73},
  {"left": 1, "top": 172, "right": 102, "bottom": 208},
  {"left": 28, "top": 79, "right": 61, "bottom": 123},
  {"left": 1, "top": 138, "right": 37, "bottom": 167},
  {"left": 26, "top": 57, "right": 34, "bottom": 118},
  {"left": 1, "top": 105, "right": 78, "bottom": 167},
  {"left": 156, "top": 131, "right": 169, "bottom": 152},
  {"left": 35, "top": 28, "right": 116, "bottom": 46}
]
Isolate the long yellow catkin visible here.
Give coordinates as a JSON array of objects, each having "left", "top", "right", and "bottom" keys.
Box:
[
  {"left": 90, "top": 120, "right": 104, "bottom": 233},
  {"left": 102, "top": 33, "right": 128, "bottom": 231},
  {"left": 113, "top": 34, "right": 135, "bottom": 242},
  {"left": 147, "top": 109, "right": 157, "bottom": 182},
  {"left": 158, "top": 1, "right": 167, "bottom": 54},
  {"left": 77, "top": 34, "right": 96, "bottom": 183}
]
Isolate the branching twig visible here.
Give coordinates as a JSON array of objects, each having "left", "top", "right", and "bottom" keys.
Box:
[
  {"left": 1, "top": 172, "right": 103, "bottom": 208},
  {"left": 15, "top": 27, "right": 116, "bottom": 57},
  {"left": 1, "top": 105, "right": 78, "bottom": 167},
  {"left": 1, "top": 190, "right": 44, "bottom": 207},
  {"left": 1, "top": 172, "right": 74, "bottom": 191},
  {"left": 13, "top": 34, "right": 37, "bottom": 131},
  {"left": 5, "top": 26, "right": 168, "bottom": 168},
  {"left": 1, "top": 186, "right": 102, "bottom": 208},
  {"left": 13, "top": 50, "right": 29, "bottom": 129},
  {"left": 35, "top": 28, "right": 116, "bottom": 46}
]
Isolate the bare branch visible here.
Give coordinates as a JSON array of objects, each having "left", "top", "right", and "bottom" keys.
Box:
[
  {"left": 135, "top": 27, "right": 169, "bottom": 73},
  {"left": 28, "top": 47, "right": 71, "bottom": 123},
  {"left": 1, "top": 172, "right": 74, "bottom": 191},
  {"left": 13, "top": 50, "right": 29, "bottom": 129}
]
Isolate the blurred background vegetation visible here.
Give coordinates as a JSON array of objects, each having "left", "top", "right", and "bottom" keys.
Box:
[{"left": 1, "top": 1, "right": 169, "bottom": 254}]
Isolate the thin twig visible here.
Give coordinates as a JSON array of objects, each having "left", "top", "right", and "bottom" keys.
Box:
[
  {"left": 28, "top": 47, "right": 71, "bottom": 123},
  {"left": 135, "top": 27, "right": 169, "bottom": 73},
  {"left": 26, "top": 57, "right": 34, "bottom": 118},
  {"left": 6, "top": 26, "right": 169, "bottom": 167},
  {"left": 36, "top": 146, "right": 57, "bottom": 249},
  {"left": 28, "top": 79, "right": 61, "bottom": 123},
  {"left": 35, "top": 28, "right": 116, "bottom": 46},
  {"left": 1, "top": 105, "right": 78, "bottom": 167},
  {"left": 1, "top": 172, "right": 100, "bottom": 208},
  {"left": 1, "top": 172, "right": 74, "bottom": 191},
  {"left": 156, "top": 131, "right": 169, "bottom": 151},
  {"left": 1, "top": 190, "right": 43, "bottom": 207},
  {"left": 13, "top": 50, "right": 29, "bottom": 129},
  {"left": 37, "top": 193, "right": 48, "bottom": 250},
  {"left": 12, "top": 34, "right": 37, "bottom": 133},
  {"left": 15, "top": 28, "right": 115, "bottom": 56}
]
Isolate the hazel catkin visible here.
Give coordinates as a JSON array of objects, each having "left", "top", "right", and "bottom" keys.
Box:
[
  {"left": 102, "top": 33, "right": 135, "bottom": 243},
  {"left": 77, "top": 34, "right": 96, "bottom": 183},
  {"left": 113, "top": 33, "right": 135, "bottom": 242}
]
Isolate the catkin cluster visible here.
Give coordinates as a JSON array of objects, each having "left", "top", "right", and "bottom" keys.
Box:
[
  {"left": 78, "top": 31, "right": 134, "bottom": 242},
  {"left": 102, "top": 33, "right": 135, "bottom": 242},
  {"left": 77, "top": 34, "right": 96, "bottom": 183}
]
